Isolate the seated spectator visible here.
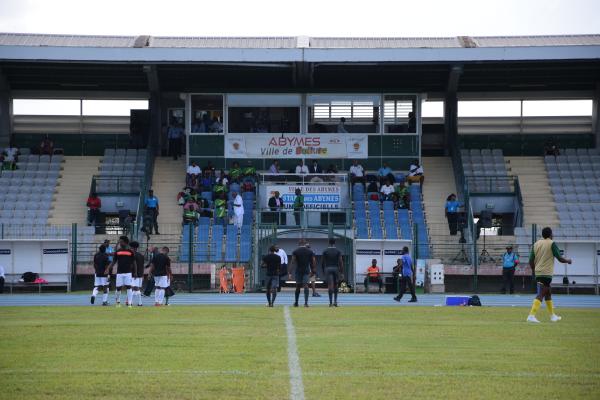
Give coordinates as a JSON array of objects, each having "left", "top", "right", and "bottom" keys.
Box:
[
  {"left": 214, "top": 192, "right": 228, "bottom": 226},
  {"left": 182, "top": 198, "right": 200, "bottom": 225},
  {"left": 215, "top": 170, "right": 229, "bottom": 188},
  {"left": 40, "top": 135, "right": 54, "bottom": 155},
  {"left": 230, "top": 161, "right": 243, "bottom": 182},
  {"left": 197, "top": 197, "right": 212, "bottom": 218},
  {"left": 337, "top": 117, "right": 348, "bottom": 133},
  {"left": 177, "top": 187, "right": 192, "bottom": 205},
  {"left": 86, "top": 192, "right": 101, "bottom": 227},
  {"left": 309, "top": 160, "right": 322, "bottom": 174},
  {"left": 243, "top": 161, "right": 257, "bottom": 181},
  {"left": 366, "top": 180, "right": 379, "bottom": 194},
  {"left": 268, "top": 160, "right": 280, "bottom": 174},
  {"left": 1, "top": 144, "right": 18, "bottom": 171},
  {"left": 295, "top": 160, "right": 309, "bottom": 175},
  {"left": 378, "top": 162, "right": 395, "bottom": 184},
  {"left": 203, "top": 161, "right": 216, "bottom": 177},
  {"left": 364, "top": 259, "right": 383, "bottom": 293},
  {"left": 349, "top": 159, "right": 365, "bottom": 185},
  {"left": 395, "top": 182, "right": 410, "bottom": 209},
  {"left": 544, "top": 140, "right": 560, "bottom": 157},
  {"left": 200, "top": 171, "right": 215, "bottom": 192},
  {"left": 186, "top": 161, "right": 201, "bottom": 187},
  {"left": 407, "top": 159, "right": 424, "bottom": 186},
  {"left": 209, "top": 116, "right": 223, "bottom": 133},
  {"left": 380, "top": 179, "right": 395, "bottom": 201},
  {"left": 326, "top": 164, "right": 338, "bottom": 174}
]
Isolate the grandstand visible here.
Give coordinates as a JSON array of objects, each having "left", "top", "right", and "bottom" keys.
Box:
[{"left": 0, "top": 32, "right": 599, "bottom": 293}]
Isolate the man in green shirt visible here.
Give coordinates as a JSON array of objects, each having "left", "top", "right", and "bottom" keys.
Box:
[
  {"left": 527, "top": 227, "right": 572, "bottom": 323},
  {"left": 214, "top": 193, "right": 228, "bottom": 226},
  {"left": 229, "top": 161, "right": 242, "bottom": 182},
  {"left": 293, "top": 188, "right": 304, "bottom": 226}
]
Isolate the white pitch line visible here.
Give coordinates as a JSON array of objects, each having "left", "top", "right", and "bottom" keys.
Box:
[{"left": 284, "top": 306, "right": 305, "bottom": 400}]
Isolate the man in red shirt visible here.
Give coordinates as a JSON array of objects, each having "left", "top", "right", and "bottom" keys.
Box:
[
  {"left": 86, "top": 192, "right": 101, "bottom": 227},
  {"left": 364, "top": 259, "right": 383, "bottom": 293}
]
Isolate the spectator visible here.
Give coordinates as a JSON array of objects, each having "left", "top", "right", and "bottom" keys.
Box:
[
  {"left": 232, "top": 191, "right": 244, "bottom": 229},
  {"left": 2, "top": 141, "right": 19, "bottom": 170},
  {"left": 501, "top": 245, "right": 519, "bottom": 294},
  {"left": 0, "top": 263, "right": 5, "bottom": 293},
  {"left": 268, "top": 191, "right": 284, "bottom": 225},
  {"left": 377, "top": 162, "right": 394, "bottom": 184},
  {"left": 86, "top": 192, "right": 102, "bottom": 227},
  {"left": 144, "top": 189, "right": 160, "bottom": 235},
  {"left": 210, "top": 116, "right": 223, "bottom": 133},
  {"left": 243, "top": 161, "right": 256, "bottom": 178},
  {"left": 364, "top": 259, "right": 383, "bottom": 293},
  {"left": 167, "top": 123, "right": 184, "bottom": 160},
  {"left": 349, "top": 159, "right": 365, "bottom": 185},
  {"left": 393, "top": 247, "right": 417, "bottom": 303},
  {"left": 408, "top": 111, "right": 416, "bottom": 132},
  {"left": 40, "top": 135, "right": 54, "bottom": 156},
  {"left": 293, "top": 188, "right": 304, "bottom": 226},
  {"left": 182, "top": 198, "right": 200, "bottom": 225},
  {"left": 202, "top": 161, "right": 216, "bottom": 177},
  {"left": 177, "top": 187, "right": 193, "bottom": 205},
  {"left": 295, "top": 160, "right": 309, "bottom": 174},
  {"left": 215, "top": 170, "right": 229, "bottom": 187},
  {"left": 445, "top": 193, "right": 461, "bottom": 235},
  {"left": 191, "top": 116, "right": 207, "bottom": 133},
  {"left": 407, "top": 159, "right": 424, "bottom": 186},
  {"left": 214, "top": 192, "right": 228, "bottom": 226},
  {"left": 366, "top": 180, "right": 379, "bottom": 194},
  {"left": 544, "top": 140, "right": 560, "bottom": 157},
  {"left": 309, "top": 160, "right": 322, "bottom": 174},
  {"left": 200, "top": 171, "right": 214, "bottom": 192},
  {"left": 197, "top": 196, "right": 212, "bottom": 218},
  {"left": 380, "top": 179, "right": 394, "bottom": 201},
  {"left": 337, "top": 117, "right": 348, "bottom": 133},
  {"left": 230, "top": 161, "right": 243, "bottom": 182},
  {"left": 395, "top": 182, "right": 410, "bottom": 209},
  {"left": 268, "top": 160, "right": 280, "bottom": 174},
  {"left": 186, "top": 161, "right": 201, "bottom": 187}
]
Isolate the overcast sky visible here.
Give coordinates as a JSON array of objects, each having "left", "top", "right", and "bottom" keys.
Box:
[{"left": 0, "top": 0, "right": 598, "bottom": 37}]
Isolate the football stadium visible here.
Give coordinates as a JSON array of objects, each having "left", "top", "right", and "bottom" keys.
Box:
[{"left": 1, "top": 6, "right": 600, "bottom": 399}]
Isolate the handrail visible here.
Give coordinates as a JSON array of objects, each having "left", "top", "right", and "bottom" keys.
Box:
[
  {"left": 513, "top": 176, "right": 525, "bottom": 228},
  {"left": 134, "top": 144, "right": 156, "bottom": 236}
]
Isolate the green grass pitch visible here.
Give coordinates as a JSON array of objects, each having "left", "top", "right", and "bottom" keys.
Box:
[{"left": 1, "top": 306, "right": 599, "bottom": 399}]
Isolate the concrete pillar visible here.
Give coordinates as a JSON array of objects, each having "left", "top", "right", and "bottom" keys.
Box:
[
  {"left": 0, "top": 70, "right": 11, "bottom": 148},
  {"left": 592, "top": 83, "right": 600, "bottom": 151}
]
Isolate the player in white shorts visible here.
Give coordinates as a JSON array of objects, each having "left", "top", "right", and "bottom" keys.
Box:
[
  {"left": 91, "top": 244, "right": 110, "bottom": 306},
  {"left": 107, "top": 236, "right": 137, "bottom": 308},
  {"left": 148, "top": 246, "right": 172, "bottom": 306},
  {"left": 129, "top": 241, "right": 146, "bottom": 306}
]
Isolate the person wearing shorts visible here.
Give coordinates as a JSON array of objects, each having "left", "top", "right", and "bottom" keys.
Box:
[
  {"left": 262, "top": 246, "right": 281, "bottom": 307},
  {"left": 148, "top": 247, "right": 172, "bottom": 307},
  {"left": 130, "top": 241, "right": 146, "bottom": 306},
  {"left": 91, "top": 244, "right": 110, "bottom": 306},
  {"left": 107, "top": 236, "right": 137, "bottom": 308},
  {"left": 291, "top": 240, "right": 316, "bottom": 307},
  {"left": 527, "top": 227, "right": 572, "bottom": 323},
  {"left": 321, "top": 239, "right": 343, "bottom": 307}
]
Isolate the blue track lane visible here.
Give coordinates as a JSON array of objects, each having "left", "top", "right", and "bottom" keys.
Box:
[{"left": 0, "top": 293, "right": 599, "bottom": 308}]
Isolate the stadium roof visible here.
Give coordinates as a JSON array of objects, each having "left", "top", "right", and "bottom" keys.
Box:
[{"left": 0, "top": 33, "right": 599, "bottom": 63}]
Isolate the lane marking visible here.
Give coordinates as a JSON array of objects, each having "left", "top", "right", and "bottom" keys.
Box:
[{"left": 284, "top": 306, "right": 305, "bottom": 400}]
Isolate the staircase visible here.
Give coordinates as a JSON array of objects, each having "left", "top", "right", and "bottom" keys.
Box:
[
  {"left": 48, "top": 156, "right": 101, "bottom": 226},
  {"left": 506, "top": 156, "right": 559, "bottom": 227},
  {"left": 150, "top": 157, "right": 186, "bottom": 237},
  {"left": 421, "top": 157, "right": 459, "bottom": 261}
]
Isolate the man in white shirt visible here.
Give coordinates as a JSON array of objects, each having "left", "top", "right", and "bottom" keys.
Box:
[
  {"left": 295, "top": 160, "right": 309, "bottom": 174},
  {"left": 407, "top": 159, "right": 425, "bottom": 186},
  {"left": 380, "top": 179, "right": 395, "bottom": 200},
  {"left": 275, "top": 244, "right": 288, "bottom": 292},
  {"left": 186, "top": 162, "right": 202, "bottom": 187},
  {"left": 268, "top": 160, "right": 280, "bottom": 174},
  {"left": 232, "top": 191, "right": 244, "bottom": 228},
  {"left": 349, "top": 159, "right": 365, "bottom": 185},
  {"left": 0, "top": 264, "right": 5, "bottom": 293}
]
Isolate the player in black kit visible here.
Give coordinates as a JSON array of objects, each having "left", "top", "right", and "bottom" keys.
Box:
[
  {"left": 321, "top": 239, "right": 344, "bottom": 307},
  {"left": 291, "top": 240, "right": 316, "bottom": 307},
  {"left": 262, "top": 246, "right": 281, "bottom": 307}
]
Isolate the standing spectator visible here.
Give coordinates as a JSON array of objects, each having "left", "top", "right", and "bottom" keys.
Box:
[
  {"left": 291, "top": 240, "right": 316, "bottom": 307},
  {"left": 262, "top": 246, "right": 281, "bottom": 307},
  {"left": 144, "top": 190, "right": 160, "bottom": 235},
  {"left": 337, "top": 117, "right": 348, "bottom": 133},
  {"left": 40, "top": 135, "right": 54, "bottom": 155},
  {"left": 293, "top": 188, "right": 304, "bottom": 226},
  {"left": 0, "top": 263, "right": 5, "bottom": 294},
  {"left": 407, "top": 159, "right": 424, "bottom": 186},
  {"left": 214, "top": 192, "right": 228, "bottom": 226},
  {"left": 210, "top": 116, "right": 223, "bottom": 133},
  {"left": 445, "top": 194, "right": 461, "bottom": 235},
  {"left": 544, "top": 140, "right": 560, "bottom": 157},
  {"left": 501, "top": 246, "right": 519, "bottom": 294},
  {"left": 268, "top": 160, "right": 280, "bottom": 174},
  {"left": 393, "top": 247, "right": 417, "bottom": 303},
  {"left": 232, "top": 191, "right": 244, "bottom": 229},
  {"left": 364, "top": 259, "right": 383, "bottom": 293},
  {"left": 167, "top": 123, "right": 184, "bottom": 160},
  {"left": 268, "top": 191, "right": 284, "bottom": 225},
  {"left": 380, "top": 179, "right": 395, "bottom": 201},
  {"left": 309, "top": 160, "right": 322, "bottom": 174},
  {"left": 378, "top": 162, "right": 394, "bottom": 184},
  {"left": 86, "top": 192, "right": 102, "bottom": 227},
  {"left": 295, "top": 160, "right": 309, "bottom": 174},
  {"left": 186, "top": 161, "right": 201, "bottom": 187},
  {"left": 275, "top": 244, "right": 288, "bottom": 292},
  {"left": 2, "top": 141, "right": 19, "bottom": 170},
  {"left": 349, "top": 159, "right": 365, "bottom": 185}
]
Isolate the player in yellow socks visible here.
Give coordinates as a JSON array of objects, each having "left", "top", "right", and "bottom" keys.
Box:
[{"left": 527, "top": 227, "right": 572, "bottom": 323}]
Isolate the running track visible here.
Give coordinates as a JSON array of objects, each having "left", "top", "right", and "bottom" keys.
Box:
[{"left": 0, "top": 293, "right": 599, "bottom": 308}]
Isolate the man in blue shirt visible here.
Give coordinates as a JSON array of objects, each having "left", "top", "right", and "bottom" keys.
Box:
[
  {"left": 378, "top": 162, "right": 393, "bottom": 184},
  {"left": 167, "top": 123, "right": 184, "bottom": 160},
  {"left": 501, "top": 245, "right": 519, "bottom": 294},
  {"left": 445, "top": 193, "right": 461, "bottom": 235},
  {"left": 393, "top": 247, "right": 417, "bottom": 303},
  {"left": 144, "top": 190, "right": 160, "bottom": 235}
]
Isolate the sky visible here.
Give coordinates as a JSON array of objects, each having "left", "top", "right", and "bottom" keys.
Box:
[{"left": 0, "top": 0, "right": 598, "bottom": 37}]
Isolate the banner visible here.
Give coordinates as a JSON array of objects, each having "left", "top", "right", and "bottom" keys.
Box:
[
  {"left": 265, "top": 184, "right": 342, "bottom": 210},
  {"left": 225, "top": 133, "right": 368, "bottom": 159}
]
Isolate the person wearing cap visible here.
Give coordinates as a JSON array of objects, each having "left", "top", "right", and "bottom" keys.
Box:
[{"left": 501, "top": 245, "right": 519, "bottom": 294}]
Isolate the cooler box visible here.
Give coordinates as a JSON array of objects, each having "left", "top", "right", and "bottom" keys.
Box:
[{"left": 445, "top": 296, "right": 470, "bottom": 306}]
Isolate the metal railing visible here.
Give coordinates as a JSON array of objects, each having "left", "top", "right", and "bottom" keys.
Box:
[
  {"left": 91, "top": 175, "right": 144, "bottom": 194},
  {"left": 259, "top": 173, "right": 350, "bottom": 185},
  {"left": 255, "top": 207, "right": 353, "bottom": 229}
]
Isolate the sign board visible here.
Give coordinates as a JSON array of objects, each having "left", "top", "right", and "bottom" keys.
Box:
[
  {"left": 264, "top": 184, "right": 342, "bottom": 210},
  {"left": 0, "top": 240, "right": 70, "bottom": 284},
  {"left": 353, "top": 239, "right": 412, "bottom": 285},
  {"left": 225, "top": 133, "right": 368, "bottom": 159}
]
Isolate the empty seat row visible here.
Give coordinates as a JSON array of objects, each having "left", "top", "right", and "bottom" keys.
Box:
[{"left": 104, "top": 148, "right": 147, "bottom": 157}]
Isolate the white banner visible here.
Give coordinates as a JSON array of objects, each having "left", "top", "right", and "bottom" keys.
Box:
[
  {"left": 265, "top": 184, "right": 343, "bottom": 210},
  {"left": 225, "top": 133, "right": 368, "bottom": 159}
]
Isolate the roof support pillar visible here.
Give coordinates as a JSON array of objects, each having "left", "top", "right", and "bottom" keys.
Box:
[
  {"left": 593, "top": 82, "right": 600, "bottom": 150},
  {"left": 0, "top": 68, "right": 11, "bottom": 148},
  {"left": 144, "top": 65, "right": 162, "bottom": 156},
  {"left": 444, "top": 65, "right": 462, "bottom": 155}
]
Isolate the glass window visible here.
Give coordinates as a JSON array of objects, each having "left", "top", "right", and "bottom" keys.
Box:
[
  {"left": 228, "top": 107, "right": 300, "bottom": 133},
  {"left": 308, "top": 95, "right": 380, "bottom": 133},
  {"left": 191, "top": 95, "right": 224, "bottom": 133},
  {"left": 383, "top": 95, "right": 417, "bottom": 133},
  {"left": 422, "top": 100, "right": 444, "bottom": 118},
  {"left": 82, "top": 100, "right": 148, "bottom": 116},
  {"left": 12, "top": 99, "right": 81, "bottom": 116},
  {"left": 522, "top": 100, "right": 592, "bottom": 117},
  {"left": 458, "top": 101, "right": 521, "bottom": 117}
]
